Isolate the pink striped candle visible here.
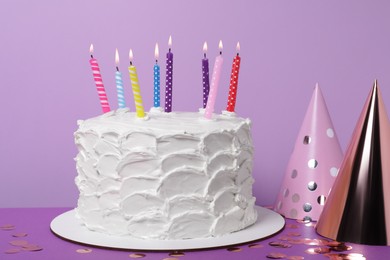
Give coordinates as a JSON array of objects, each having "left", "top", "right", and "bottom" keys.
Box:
[
  {"left": 89, "top": 44, "right": 111, "bottom": 113},
  {"left": 204, "top": 40, "right": 224, "bottom": 119}
]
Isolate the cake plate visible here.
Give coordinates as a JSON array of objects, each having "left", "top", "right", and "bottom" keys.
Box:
[{"left": 50, "top": 206, "right": 284, "bottom": 250}]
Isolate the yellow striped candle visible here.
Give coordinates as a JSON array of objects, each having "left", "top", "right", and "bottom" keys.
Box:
[{"left": 128, "top": 49, "right": 145, "bottom": 118}]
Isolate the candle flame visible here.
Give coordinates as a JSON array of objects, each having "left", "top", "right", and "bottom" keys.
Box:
[
  {"left": 218, "top": 40, "right": 223, "bottom": 51},
  {"left": 129, "top": 49, "right": 134, "bottom": 62},
  {"left": 203, "top": 41, "right": 208, "bottom": 53},
  {"left": 115, "top": 48, "right": 120, "bottom": 65},
  {"left": 155, "top": 43, "right": 159, "bottom": 60},
  {"left": 236, "top": 42, "right": 240, "bottom": 53},
  {"left": 89, "top": 44, "right": 94, "bottom": 54},
  {"left": 168, "top": 35, "right": 172, "bottom": 48}
]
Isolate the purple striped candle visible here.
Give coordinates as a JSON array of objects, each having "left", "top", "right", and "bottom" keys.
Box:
[
  {"left": 202, "top": 41, "right": 210, "bottom": 108},
  {"left": 89, "top": 44, "right": 110, "bottom": 113}
]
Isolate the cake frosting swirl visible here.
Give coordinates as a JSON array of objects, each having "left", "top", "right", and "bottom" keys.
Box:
[{"left": 74, "top": 108, "right": 257, "bottom": 239}]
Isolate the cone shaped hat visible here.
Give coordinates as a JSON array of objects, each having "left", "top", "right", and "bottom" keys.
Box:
[
  {"left": 274, "top": 84, "right": 343, "bottom": 221},
  {"left": 316, "top": 81, "right": 390, "bottom": 245}
]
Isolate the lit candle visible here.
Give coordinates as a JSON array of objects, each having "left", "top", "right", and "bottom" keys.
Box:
[
  {"left": 115, "top": 48, "right": 126, "bottom": 109},
  {"left": 128, "top": 49, "right": 145, "bottom": 118},
  {"left": 204, "top": 40, "right": 224, "bottom": 119},
  {"left": 164, "top": 35, "right": 174, "bottom": 112},
  {"left": 226, "top": 42, "right": 241, "bottom": 112},
  {"left": 89, "top": 44, "right": 111, "bottom": 113},
  {"left": 154, "top": 43, "right": 161, "bottom": 108},
  {"left": 202, "top": 41, "right": 210, "bottom": 109}
]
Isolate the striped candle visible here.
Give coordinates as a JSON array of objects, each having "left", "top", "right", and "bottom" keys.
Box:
[
  {"left": 128, "top": 49, "right": 145, "bottom": 118},
  {"left": 204, "top": 40, "right": 224, "bottom": 119},
  {"left": 89, "top": 44, "right": 111, "bottom": 113},
  {"left": 202, "top": 41, "right": 210, "bottom": 108},
  {"left": 154, "top": 43, "right": 161, "bottom": 107},
  {"left": 115, "top": 49, "right": 126, "bottom": 109}
]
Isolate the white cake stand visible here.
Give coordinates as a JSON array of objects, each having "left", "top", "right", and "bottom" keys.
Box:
[{"left": 50, "top": 206, "right": 284, "bottom": 250}]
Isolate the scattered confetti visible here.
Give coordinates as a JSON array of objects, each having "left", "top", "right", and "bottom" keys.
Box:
[
  {"left": 287, "top": 232, "right": 301, "bottom": 237},
  {"left": 0, "top": 224, "right": 15, "bottom": 231},
  {"left": 129, "top": 253, "right": 146, "bottom": 258},
  {"left": 4, "top": 248, "right": 21, "bottom": 254},
  {"left": 269, "top": 241, "right": 292, "bottom": 248},
  {"left": 267, "top": 252, "right": 288, "bottom": 259},
  {"left": 287, "top": 256, "right": 305, "bottom": 260},
  {"left": 248, "top": 243, "right": 263, "bottom": 248},
  {"left": 12, "top": 233, "right": 28, "bottom": 237},
  {"left": 23, "top": 245, "right": 43, "bottom": 252},
  {"left": 227, "top": 247, "right": 242, "bottom": 252},
  {"left": 76, "top": 248, "right": 92, "bottom": 254},
  {"left": 314, "top": 247, "right": 331, "bottom": 254},
  {"left": 9, "top": 240, "right": 29, "bottom": 246}
]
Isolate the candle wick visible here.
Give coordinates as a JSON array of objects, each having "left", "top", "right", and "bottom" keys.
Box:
[
  {"left": 169, "top": 48, "right": 171, "bottom": 52},
  {"left": 204, "top": 53, "right": 206, "bottom": 58},
  {"left": 116, "top": 66, "right": 119, "bottom": 71},
  {"left": 90, "top": 54, "right": 94, "bottom": 58},
  {"left": 237, "top": 53, "right": 239, "bottom": 56},
  {"left": 156, "top": 59, "right": 158, "bottom": 64},
  {"left": 219, "top": 51, "right": 222, "bottom": 55},
  {"left": 130, "top": 61, "right": 133, "bottom": 66}
]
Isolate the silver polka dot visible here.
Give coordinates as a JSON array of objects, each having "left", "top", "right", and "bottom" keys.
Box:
[
  {"left": 308, "top": 159, "right": 318, "bottom": 169},
  {"left": 303, "top": 203, "right": 312, "bottom": 212},
  {"left": 292, "top": 193, "right": 300, "bottom": 203},
  {"left": 291, "top": 169, "right": 298, "bottom": 179},
  {"left": 317, "top": 195, "right": 326, "bottom": 205},
  {"left": 283, "top": 188, "right": 289, "bottom": 197},
  {"left": 308, "top": 181, "right": 317, "bottom": 191},
  {"left": 290, "top": 208, "right": 298, "bottom": 218},
  {"left": 303, "top": 135, "right": 311, "bottom": 144},
  {"left": 330, "top": 167, "right": 338, "bottom": 177},
  {"left": 327, "top": 128, "right": 335, "bottom": 138}
]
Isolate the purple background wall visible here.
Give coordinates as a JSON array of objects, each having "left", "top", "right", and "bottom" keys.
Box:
[{"left": 1, "top": 1, "right": 390, "bottom": 208}]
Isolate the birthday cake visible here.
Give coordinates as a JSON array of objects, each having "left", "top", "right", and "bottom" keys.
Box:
[{"left": 74, "top": 108, "right": 257, "bottom": 239}]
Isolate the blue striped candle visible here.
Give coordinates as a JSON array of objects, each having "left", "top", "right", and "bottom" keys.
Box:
[
  {"left": 115, "top": 49, "right": 126, "bottom": 109},
  {"left": 154, "top": 43, "right": 160, "bottom": 107}
]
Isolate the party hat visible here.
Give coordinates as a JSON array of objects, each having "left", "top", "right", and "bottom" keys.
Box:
[
  {"left": 274, "top": 84, "right": 343, "bottom": 221},
  {"left": 316, "top": 81, "right": 390, "bottom": 245}
]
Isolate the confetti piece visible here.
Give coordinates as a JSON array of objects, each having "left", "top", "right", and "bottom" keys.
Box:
[
  {"left": 129, "top": 253, "right": 146, "bottom": 258},
  {"left": 76, "top": 248, "right": 92, "bottom": 254},
  {"left": 23, "top": 245, "right": 43, "bottom": 252},
  {"left": 12, "top": 233, "right": 28, "bottom": 237},
  {"left": 314, "top": 247, "right": 331, "bottom": 254},
  {"left": 269, "top": 241, "right": 292, "bottom": 248},
  {"left": 305, "top": 248, "right": 318, "bottom": 255},
  {"left": 4, "top": 248, "right": 21, "bottom": 254},
  {"left": 0, "top": 224, "right": 15, "bottom": 231},
  {"left": 287, "top": 232, "right": 301, "bottom": 237},
  {"left": 162, "top": 258, "right": 179, "bottom": 260},
  {"left": 330, "top": 244, "right": 353, "bottom": 252},
  {"left": 9, "top": 240, "right": 29, "bottom": 246},
  {"left": 286, "top": 256, "right": 305, "bottom": 260},
  {"left": 227, "top": 247, "right": 242, "bottom": 252},
  {"left": 248, "top": 243, "right": 263, "bottom": 248},
  {"left": 169, "top": 251, "right": 185, "bottom": 257},
  {"left": 266, "top": 252, "right": 287, "bottom": 259}
]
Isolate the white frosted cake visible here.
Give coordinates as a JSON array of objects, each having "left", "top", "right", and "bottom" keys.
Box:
[{"left": 74, "top": 108, "right": 257, "bottom": 240}]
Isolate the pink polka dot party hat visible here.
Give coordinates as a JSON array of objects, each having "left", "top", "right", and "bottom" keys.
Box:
[{"left": 274, "top": 84, "right": 343, "bottom": 221}]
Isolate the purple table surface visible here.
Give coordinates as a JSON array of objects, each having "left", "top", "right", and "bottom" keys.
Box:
[{"left": 1, "top": 207, "right": 390, "bottom": 259}]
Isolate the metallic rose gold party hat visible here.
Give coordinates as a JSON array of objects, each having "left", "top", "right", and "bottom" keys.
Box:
[
  {"left": 316, "top": 81, "right": 390, "bottom": 245},
  {"left": 274, "top": 84, "right": 343, "bottom": 221}
]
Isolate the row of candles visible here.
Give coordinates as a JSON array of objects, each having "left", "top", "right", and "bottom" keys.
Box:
[{"left": 89, "top": 36, "right": 241, "bottom": 119}]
